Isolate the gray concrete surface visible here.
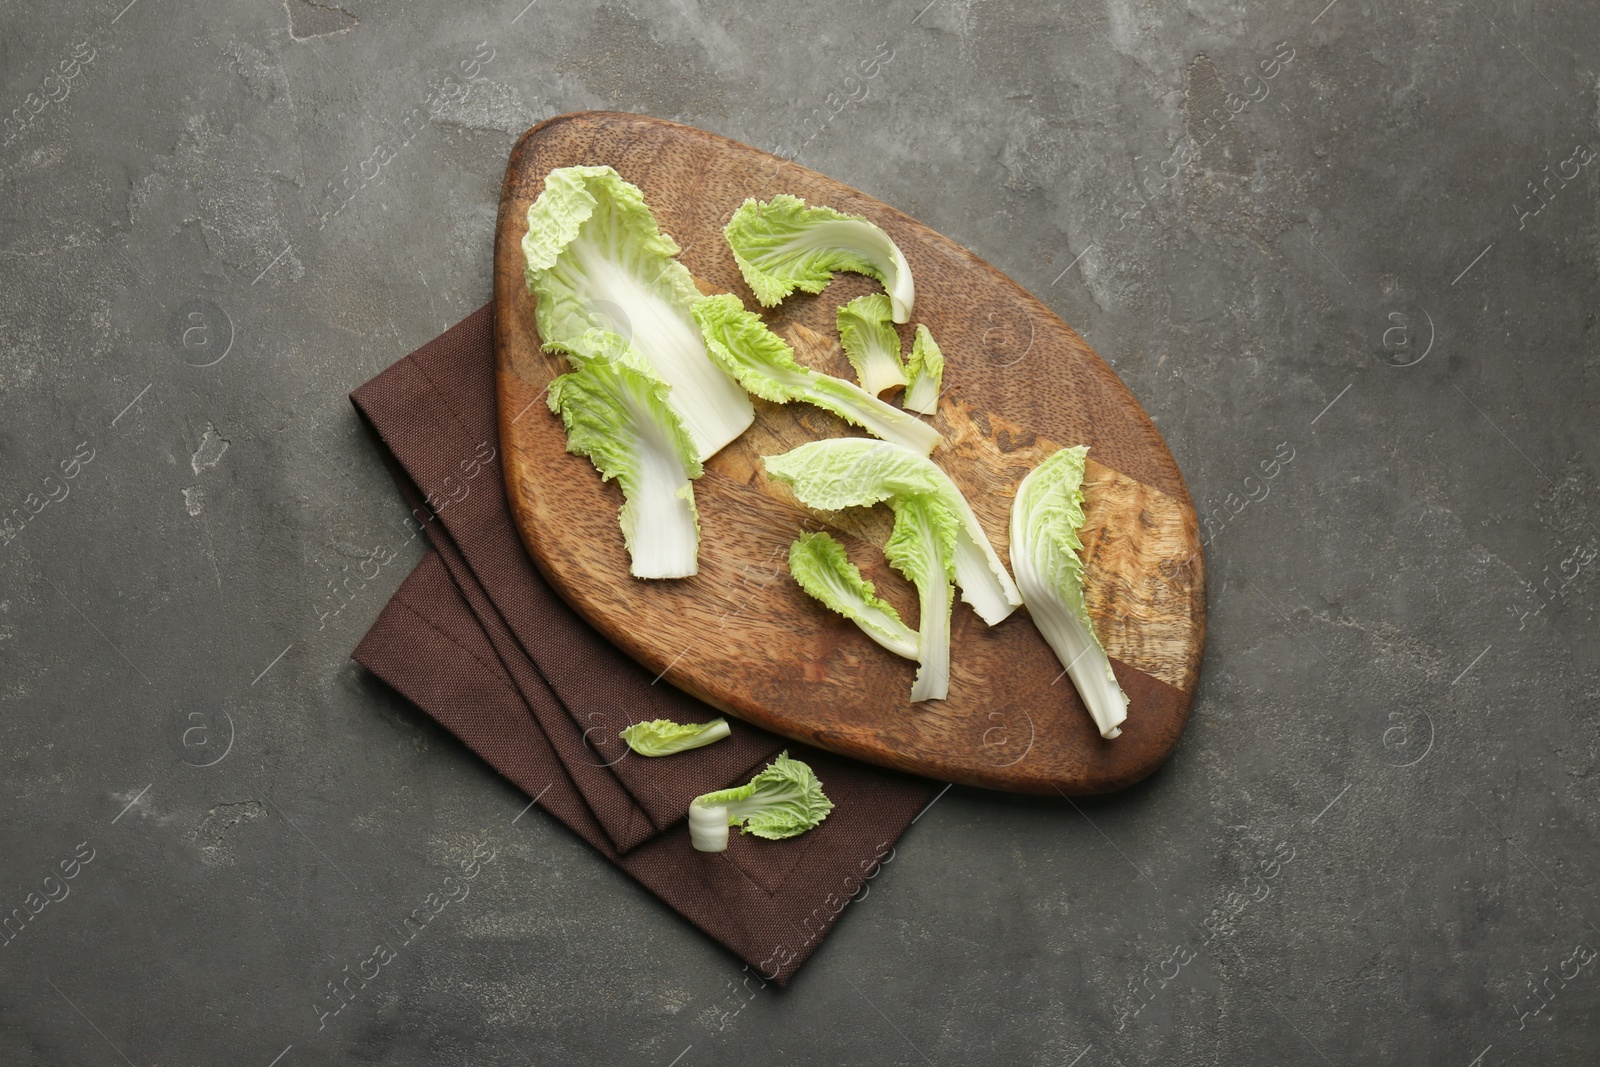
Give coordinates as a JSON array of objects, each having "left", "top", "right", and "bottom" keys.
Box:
[{"left": 2, "top": 0, "right": 1597, "bottom": 1063}]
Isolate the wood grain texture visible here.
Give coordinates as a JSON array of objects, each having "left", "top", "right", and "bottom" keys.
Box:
[{"left": 493, "top": 112, "right": 1206, "bottom": 795}]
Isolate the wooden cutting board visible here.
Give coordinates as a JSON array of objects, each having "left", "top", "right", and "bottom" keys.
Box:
[{"left": 493, "top": 112, "right": 1205, "bottom": 795}]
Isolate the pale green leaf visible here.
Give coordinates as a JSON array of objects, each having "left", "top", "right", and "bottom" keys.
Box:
[
  {"left": 765, "top": 438, "right": 1018, "bottom": 702},
  {"left": 619, "top": 717, "right": 731, "bottom": 756},
  {"left": 523, "top": 165, "right": 753, "bottom": 460},
  {"left": 546, "top": 328, "right": 703, "bottom": 579},
  {"left": 903, "top": 324, "right": 944, "bottom": 416},
  {"left": 788, "top": 532, "right": 918, "bottom": 659},
  {"left": 1009, "top": 445, "right": 1129, "bottom": 738},
  {"left": 836, "top": 293, "right": 907, "bottom": 396},
  {"left": 723, "top": 194, "right": 914, "bottom": 322},
  {"left": 690, "top": 293, "right": 940, "bottom": 455},
  {"left": 688, "top": 752, "right": 834, "bottom": 852},
  {"left": 763, "top": 437, "right": 1021, "bottom": 626}
]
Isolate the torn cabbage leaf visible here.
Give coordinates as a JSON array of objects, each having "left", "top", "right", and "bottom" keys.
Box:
[
  {"left": 884, "top": 493, "right": 958, "bottom": 701},
  {"left": 545, "top": 329, "right": 703, "bottom": 580},
  {"left": 690, "top": 294, "right": 941, "bottom": 456},
  {"left": 619, "top": 717, "right": 731, "bottom": 756},
  {"left": 903, "top": 324, "right": 944, "bottom": 416},
  {"left": 766, "top": 438, "right": 1013, "bottom": 702},
  {"left": 688, "top": 751, "right": 834, "bottom": 853},
  {"left": 836, "top": 294, "right": 907, "bottom": 396},
  {"left": 763, "top": 437, "right": 1021, "bottom": 626},
  {"left": 788, "top": 532, "right": 918, "bottom": 660},
  {"left": 1009, "top": 445, "right": 1129, "bottom": 739},
  {"left": 522, "top": 165, "right": 754, "bottom": 460},
  {"left": 723, "top": 194, "right": 915, "bottom": 322}
]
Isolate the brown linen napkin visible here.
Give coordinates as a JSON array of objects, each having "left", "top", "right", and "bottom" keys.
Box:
[
  {"left": 352, "top": 306, "right": 780, "bottom": 852},
  {"left": 349, "top": 305, "right": 938, "bottom": 984}
]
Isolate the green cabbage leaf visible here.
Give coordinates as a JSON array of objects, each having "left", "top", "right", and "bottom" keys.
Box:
[
  {"left": 903, "top": 324, "right": 944, "bottom": 416},
  {"left": 766, "top": 438, "right": 1019, "bottom": 701},
  {"left": 788, "top": 532, "right": 918, "bottom": 659},
  {"left": 523, "top": 165, "right": 754, "bottom": 460},
  {"left": 691, "top": 293, "right": 940, "bottom": 455},
  {"left": 688, "top": 752, "right": 834, "bottom": 852},
  {"left": 619, "top": 717, "right": 731, "bottom": 756},
  {"left": 1009, "top": 446, "right": 1128, "bottom": 739},
  {"left": 545, "top": 329, "right": 703, "bottom": 579},
  {"left": 723, "top": 194, "right": 914, "bottom": 322},
  {"left": 836, "top": 293, "right": 907, "bottom": 396}
]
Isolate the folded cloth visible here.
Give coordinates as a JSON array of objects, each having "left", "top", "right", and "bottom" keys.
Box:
[
  {"left": 352, "top": 308, "right": 770, "bottom": 851},
  {"left": 349, "top": 305, "right": 938, "bottom": 985}
]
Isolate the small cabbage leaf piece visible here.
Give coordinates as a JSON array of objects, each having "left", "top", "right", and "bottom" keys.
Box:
[
  {"left": 1009, "top": 445, "right": 1129, "bottom": 739},
  {"left": 836, "top": 294, "right": 907, "bottom": 396},
  {"left": 764, "top": 438, "right": 1021, "bottom": 626},
  {"left": 546, "top": 329, "right": 703, "bottom": 579},
  {"left": 522, "top": 165, "right": 754, "bottom": 460},
  {"left": 619, "top": 717, "right": 731, "bottom": 756},
  {"left": 903, "top": 324, "right": 944, "bottom": 416},
  {"left": 688, "top": 751, "right": 834, "bottom": 853},
  {"left": 723, "top": 194, "right": 915, "bottom": 322},
  {"left": 690, "top": 294, "right": 941, "bottom": 455},
  {"left": 788, "top": 532, "right": 918, "bottom": 660},
  {"left": 883, "top": 494, "right": 958, "bottom": 701}
]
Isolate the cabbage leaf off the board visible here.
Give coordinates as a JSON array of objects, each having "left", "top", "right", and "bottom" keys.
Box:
[
  {"left": 688, "top": 751, "right": 834, "bottom": 853},
  {"left": 619, "top": 717, "right": 731, "bottom": 756}
]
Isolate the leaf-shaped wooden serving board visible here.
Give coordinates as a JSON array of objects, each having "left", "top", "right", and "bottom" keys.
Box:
[{"left": 494, "top": 112, "right": 1205, "bottom": 795}]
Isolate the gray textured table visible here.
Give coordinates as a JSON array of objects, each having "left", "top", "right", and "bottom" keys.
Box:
[{"left": 3, "top": 1, "right": 1597, "bottom": 1064}]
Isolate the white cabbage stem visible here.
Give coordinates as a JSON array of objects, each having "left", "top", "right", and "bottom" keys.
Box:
[{"left": 688, "top": 802, "right": 731, "bottom": 852}]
